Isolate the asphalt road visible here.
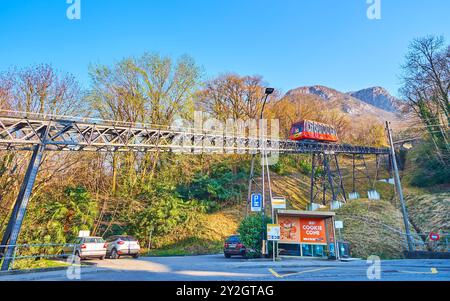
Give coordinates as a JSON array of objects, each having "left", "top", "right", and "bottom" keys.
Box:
[{"left": 1, "top": 255, "right": 449, "bottom": 281}]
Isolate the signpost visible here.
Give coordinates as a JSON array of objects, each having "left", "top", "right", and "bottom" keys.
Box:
[
  {"left": 267, "top": 224, "right": 281, "bottom": 241},
  {"left": 269, "top": 197, "right": 284, "bottom": 261},
  {"left": 335, "top": 221, "right": 343, "bottom": 229},
  {"left": 271, "top": 197, "right": 286, "bottom": 210},
  {"left": 267, "top": 224, "right": 280, "bottom": 262},
  {"left": 251, "top": 194, "right": 262, "bottom": 212},
  {"left": 79, "top": 230, "right": 90, "bottom": 237},
  {"left": 429, "top": 232, "right": 440, "bottom": 242},
  {"left": 335, "top": 220, "right": 344, "bottom": 254}
]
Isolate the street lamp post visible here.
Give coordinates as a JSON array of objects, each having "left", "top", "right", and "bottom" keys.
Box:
[{"left": 260, "top": 87, "right": 274, "bottom": 257}]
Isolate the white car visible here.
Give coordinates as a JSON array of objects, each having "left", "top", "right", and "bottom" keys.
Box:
[
  {"left": 105, "top": 235, "right": 140, "bottom": 259},
  {"left": 65, "top": 236, "right": 107, "bottom": 260}
]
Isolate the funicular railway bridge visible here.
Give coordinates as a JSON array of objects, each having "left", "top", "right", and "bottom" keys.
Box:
[{"left": 0, "top": 112, "right": 391, "bottom": 270}]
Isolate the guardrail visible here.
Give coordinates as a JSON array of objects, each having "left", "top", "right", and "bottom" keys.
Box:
[
  {"left": 409, "top": 232, "right": 450, "bottom": 252},
  {"left": 0, "top": 243, "right": 78, "bottom": 270}
]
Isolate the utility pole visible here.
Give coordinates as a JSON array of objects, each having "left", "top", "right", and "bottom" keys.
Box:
[{"left": 386, "top": 121, "right": 414, "bottom": 252}]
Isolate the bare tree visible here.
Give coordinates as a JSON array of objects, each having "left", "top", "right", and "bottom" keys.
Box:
[
  {"left": 0, "top": 64, "right": 86, "bottom": 116},
  {"left": 196, "top": 74, "right": 272, "bottom": 121},
  {"left": 89, "top": 53, "right": 201, "bottom": 125},
  {"left": 0, "top": 64, "right": 87, "bottom": 235},
  {"left": 88, "top": 53, "right": 202, "bottom": 197},
  {"left": 400, "top": 35, "right": 450, "bottom": 162}
]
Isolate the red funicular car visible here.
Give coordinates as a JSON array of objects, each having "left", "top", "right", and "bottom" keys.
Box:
[{"left": 289, "top": 120, "right": 338, "bottom": 143}]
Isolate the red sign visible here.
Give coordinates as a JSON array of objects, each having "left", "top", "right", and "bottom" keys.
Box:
[
  {"left": 299, "top": 218, "right": 327, "bottom": 244},
  {"left": 429, "top": 232, "right": 440, "bottom": 241}
]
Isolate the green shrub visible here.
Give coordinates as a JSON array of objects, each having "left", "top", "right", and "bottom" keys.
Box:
[
  {"left": 237, "top": 213, "right": 271, "bottom": 258},
  {"left": 177, "top": 162, "right": 246, "bottom": 211},
  {"left": 407, "top": 140, "right": 450, "bottom": 187},
  {"left": 271, "top": 155, "right": 315, "bottom": 176},
  {"left": 297, "top": 159, "right": 312, "bottom": 175}
]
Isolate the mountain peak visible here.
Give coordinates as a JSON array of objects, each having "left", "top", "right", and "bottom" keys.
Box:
[
  {"left": 347, "top": 87, "right": 403, "bottom": 113},
  {"left": 282, "top": 84, "right": 402, "bottom": 123},
  {"left": 285, "top": 85, "right": 349, "bottom": 102}
]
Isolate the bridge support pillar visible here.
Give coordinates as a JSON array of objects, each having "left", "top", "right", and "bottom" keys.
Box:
[
  {"left": 334, "top": 154, "right": 346, "bottom": 203},
  {"left": 309, "top": 152, "right": 346, "bottom": 210},
  {"left": 309, "top": 153, "right": 316, "bottom": 209},
  {"left": 0, "top": 126, "right": 48, "bottom": 271}
]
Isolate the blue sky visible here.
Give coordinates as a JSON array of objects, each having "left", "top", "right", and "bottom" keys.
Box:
[{"left": 0, "top": 0, "right": 449, "bottom": 97}]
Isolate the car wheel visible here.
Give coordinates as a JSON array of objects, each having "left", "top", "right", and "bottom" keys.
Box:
[
  {"left": 99, "top": 256, "right": 105, "bottom": 260},
  {"left": 110, "top": 248, "right": 119, "bottom": 259},
  {"left": 59, "top": 250, "right": 66, "bottom": 259},
  {"left": 224, "top": 253, "right": 231, "bottom": 258},
  {"left": 132, "top": 253, "right": 140, "bottom": 259},
  {"left": 75, "top": 251, "right": 82, "bottom": 261}
]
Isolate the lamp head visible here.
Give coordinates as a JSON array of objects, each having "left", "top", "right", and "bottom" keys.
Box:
[{"left": 265, "top": 88, "right": 275, "bottom": 95}]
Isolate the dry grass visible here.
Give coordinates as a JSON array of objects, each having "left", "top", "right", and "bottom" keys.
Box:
[
  {"left": 335, "top": 199, "right": 406, "bottom": 259},
  {"left": 405, "top": 191, "right": 450, "bottom": 233}
]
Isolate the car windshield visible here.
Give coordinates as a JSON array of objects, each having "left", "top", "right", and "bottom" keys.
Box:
[
  {"left": 106, "top": 236, "right": 117, "bottom": 242},
  {"left": 227, "top": 236, "right": 240, "bottom": 243},
  {"left": 290, "top": 124, "right": 303, "bottom": 134},
  {"left": 84, "top": 237, "right": 104, "bottom": 243}
]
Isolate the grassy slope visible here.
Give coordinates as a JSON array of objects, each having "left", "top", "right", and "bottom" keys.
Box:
[
  {"left": 405, "top": 192, "right": 450, "bottom": 234},
  {"left": 401, "top": 152, "right": 450, "bottom": 235},
  {"left": 148, "top": 205, "right": 245, "bottom": 256},
  {"left": 335, "top": 200, "right": 406, "bottom": 259}
]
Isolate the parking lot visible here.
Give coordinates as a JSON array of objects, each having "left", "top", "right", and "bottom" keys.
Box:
[{"left": 1, "top": 255, "right": 449, "bottom": 281}]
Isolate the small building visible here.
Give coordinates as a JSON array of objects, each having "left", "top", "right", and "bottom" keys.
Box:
[{"left": 276, "top": 210, "right": 338, "bottom": 259}]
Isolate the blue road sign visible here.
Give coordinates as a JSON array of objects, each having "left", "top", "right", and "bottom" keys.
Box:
[{"left": 251, "top": 194, "right": 262, "bottom": 212}]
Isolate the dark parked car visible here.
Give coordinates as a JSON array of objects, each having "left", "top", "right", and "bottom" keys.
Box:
[{"left": 224, "top": 235, "right": 246, "bottom": 258}]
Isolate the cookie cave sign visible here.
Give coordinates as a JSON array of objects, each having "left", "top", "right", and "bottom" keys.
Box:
[
  {"left": 300, "top": 218, "right": 327, "bottom": 244},
  {"left": 280, "top": 217, "right": 327, "bottom": 244}
]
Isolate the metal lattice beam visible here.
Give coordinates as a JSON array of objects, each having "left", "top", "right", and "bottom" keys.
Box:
[{"left": 0, "top": 115, "right": 390, "bottom": 155}]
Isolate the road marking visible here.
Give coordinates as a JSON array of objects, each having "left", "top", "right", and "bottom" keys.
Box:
[
  {"left": 269, "top": 267, "right": 333, "bottom": 278},
  {"left": 281, "top": 267, "right": 333, "bottom": 277},
  {"left": 268, "top": 268, "right": 282, "bottom": 278},
  {"left": 397, "top": 268, "right": 439, "bottom": 275}
]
